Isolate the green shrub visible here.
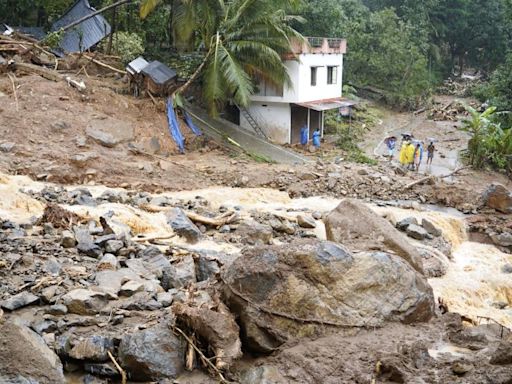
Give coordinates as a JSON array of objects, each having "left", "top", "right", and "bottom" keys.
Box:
[{"left": 112, "top": 32, "right": 145, "bottom": 64}]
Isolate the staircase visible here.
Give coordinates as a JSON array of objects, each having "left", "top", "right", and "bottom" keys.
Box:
[{"left": 235, "top": 103, "right": 268, "bottom": 139}]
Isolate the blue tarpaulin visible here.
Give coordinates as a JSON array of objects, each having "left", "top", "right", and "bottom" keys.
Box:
[
  {"left": 167, "top": 98, "right": 185, "bottom": 153},
  {"left": 183, "top": 110, "right": 203, "bottom": 136}
]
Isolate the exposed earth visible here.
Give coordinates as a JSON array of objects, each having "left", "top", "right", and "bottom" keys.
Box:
[{"left": 1, "top": 69, "right": 512, "bottom": 384}]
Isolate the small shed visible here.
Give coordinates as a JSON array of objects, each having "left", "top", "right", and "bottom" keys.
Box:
[
  {"left": 51, "top": 0, "right": 111, "bottom": 53},
  {"left": 126, "top": 56, "right": 149, "bottom": 96},
  {"left": 141, "top": 60, "right": 177, "bottom": 96}
]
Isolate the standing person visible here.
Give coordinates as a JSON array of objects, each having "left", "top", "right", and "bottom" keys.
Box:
[
  {"left": 399, "top": 140, "right": 408, "bottom": 166},
  {"left": 427, "top": 141, "right": 435, "bottom": 166},
  {"left": 312, "top": 128, "right": 321, "bottom": 148},
  {"left": 406, "top": 141, "right": 416, "bottom": 170},
  {"left": 414, "top": 143, "right": 421, "bottom": 171},
  {"left": 385, "top": 136, "right": 397, "bottom": 160}
]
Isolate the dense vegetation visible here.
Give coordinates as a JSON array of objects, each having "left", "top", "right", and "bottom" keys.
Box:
[{"left": 1, "top": 0, "right": 511, "bottom": 169}]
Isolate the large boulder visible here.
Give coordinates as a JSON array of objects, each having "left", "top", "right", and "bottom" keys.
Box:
[
  {"left": 324, "top": 199, "right": 424, "bottom": 273},
  {"left": 483, "top": 183, "right": 512, "bottom": 214},
  {"left": 222, "top": 240, "right": 434, "bottom": 353},
  {"left": 118, "top": 322, "right": 186, "bottom": 381},
  {"left": 0, "top": 321, "right": 65, "bottom": 383}
]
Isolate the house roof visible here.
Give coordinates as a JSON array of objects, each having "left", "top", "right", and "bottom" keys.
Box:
[
  {"left": 51, "top": 0, "right": 111, "bottom": 53},
  {"left": 295, "top": 97, "right": 357, "bottom": 111},
  {"left": 126, "top": 56, "right": 149, "bottom": 75},
  {"left": 141, "top": 61, "right": 177, "bottom": 85}
]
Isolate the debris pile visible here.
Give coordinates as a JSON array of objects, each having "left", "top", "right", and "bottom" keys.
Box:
[{"left": 1, "top": 172, "right": 512, "bottom": 383}]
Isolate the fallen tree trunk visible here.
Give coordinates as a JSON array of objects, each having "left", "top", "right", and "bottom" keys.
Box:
[
  {"left": 401, "top": 167, "right": 467, "bottom": 190},
  {"left": 10, "top": 61, "right": 62, "bottom": 82}
]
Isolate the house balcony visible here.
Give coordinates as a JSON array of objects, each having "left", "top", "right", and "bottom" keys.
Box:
[{"left": 287, "top": 37, "right": 347, "bottom": 56}]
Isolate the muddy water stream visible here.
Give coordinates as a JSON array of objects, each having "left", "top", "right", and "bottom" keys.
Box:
[{"left": 2, "top": 174, "right": 512, "bottom": 328}]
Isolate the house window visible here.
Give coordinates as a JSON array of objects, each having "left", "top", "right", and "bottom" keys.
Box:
[
  {"left": 327, "top": 66, "right": 338, "bottom": 84},
  {"left": 311, "top": 67, "right": 318, "bottom": 86}
]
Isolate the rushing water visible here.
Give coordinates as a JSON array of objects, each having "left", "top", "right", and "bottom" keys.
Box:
[{"left": 2, "top": 173, "right": 512, "bottom": 328}]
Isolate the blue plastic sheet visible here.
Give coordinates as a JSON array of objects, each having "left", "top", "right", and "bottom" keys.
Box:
[
  {"left": 166, "top": 98, "right": 185, "bottom": 154},
  {"left": 183, "top": 110, "right": 203, "bottom": 136}
]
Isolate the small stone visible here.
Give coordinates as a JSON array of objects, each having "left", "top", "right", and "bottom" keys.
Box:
[
  {"left": 94, "top": 234, "right": 117, "bottom": 246},
  {"left": 297, "top": 214, "right": 316, "bottom": 229},
  {"left": 119, "top": 281, "right": 144, "bottom": 297},
  {"left": 312, "top": 211, "right": 322, "bottom": 220},
  {"left": 451, "top": 362, "right": 473, "bottom": 375},
  {"left": 236, "top": 221, "right": 273, "bottom": 244},
  {"left": 357, "top": 168, "right": 368, "bottom": 175},
  {"left": 165, "top": 208, "right": 202, "bottom": 243},
  {"left": 104, "top": 240, "right": 124, "bottom": 254},
  {"left": 61, "top": 230, "right": 76, "bottom": 248},
  {"left": 0, "top": 142, "right": 15, "bottom": 152},
  {"left": 491, "top": 232, "right": 512, "bottom": 247},
  {"left": 46, "top": 304, "right": 68, "bottom": 316},
  {"left": 62, "top": 289, "right": 108, "bottom": 315},
  {"left": 156, "top": 291, "right": 174, "bottom": 307},
  {"left": 31, "top": 320, "right": 57, "bottom": 335},
  {"left": 169, "top": 255, "right": 196, "bottom": 289},
  {"left": 421, "top": 218, "right": 442, "bottom": 237},
  {"left": 406, "top": 224, "right": 429, "bottom": 240},
  {"left": 219, "top": 225, "right": 230, "bottom": 233},
  {"left": 1, "top": 291, "right": 39, "bottom": 311},
  {"left": 501, "top": 264, "right": 512, "bottom": 274},
  {"left": 97, "top": 254, "right": 118, "bottom": 271},
  {"left": 68, "top": 336, "right": 114, "bottom": 362},
  {"left": 396, "top": 217, "right": 418, "bottom": 231}
]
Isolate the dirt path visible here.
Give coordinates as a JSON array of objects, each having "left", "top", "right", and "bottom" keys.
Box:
[{"left": 362, "top": 97, "right": 470, "bottom": 177}]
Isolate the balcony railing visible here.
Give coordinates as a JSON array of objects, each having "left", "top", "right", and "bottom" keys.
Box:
[{"left": 287, "top": 37, "right": 347, "bottom": 56}]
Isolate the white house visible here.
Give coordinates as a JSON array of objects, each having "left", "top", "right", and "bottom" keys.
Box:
[{"left": 238, "top": 37, "right": 352, "bottom": 144}]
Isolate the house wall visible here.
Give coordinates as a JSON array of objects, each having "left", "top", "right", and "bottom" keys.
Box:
[
  {"left": 240, "top": 102, "right": 291, "bottom": 144},
  {"left": 250, "top": 53, "right": 343, "bottom": 104}
]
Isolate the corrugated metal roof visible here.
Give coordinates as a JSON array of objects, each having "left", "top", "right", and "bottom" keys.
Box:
[
  {"left": 141, "top": 61, "right": 177, "bottom": 85},
  {"left": 126, "top": 56, "right": 149, "bottom": 75},
  {"left": 51, "top": 0, "right": 111, "bottom": 53},
  {"left": 15, "top": 26, "right": 46, "bottom": 40}
]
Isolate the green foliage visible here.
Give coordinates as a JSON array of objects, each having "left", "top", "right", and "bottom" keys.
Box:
[
  {"left": 460, "top": 105, "right": 512, "bottom": 172},
  {"left": 345, "top": 8, "right": 432, "bottom": 109},
  {"left": 111, "top": 31, "right": 145, "bottom": 64},
  {"left": 42, "top": 29, "right": 64, "bottom": 48},
  {"left": 156, "top": 0, "right": 304, "bottom": 116},
  {"left": 471, "top": 53, "right": 512, "bottom": 127},
  {"left": 325, "top": 107, "right": 378, "bottom": 165}
]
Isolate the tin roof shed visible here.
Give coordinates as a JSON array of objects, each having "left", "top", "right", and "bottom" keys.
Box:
[
  {"left": 141, "top": 61, "right": 177, "bottom": 85},
  {"left": 52, "top": 0, "right": 111, "bottom": 53},
  {"left": 126, "top": 56, "right": 149, "bottom": 75}
]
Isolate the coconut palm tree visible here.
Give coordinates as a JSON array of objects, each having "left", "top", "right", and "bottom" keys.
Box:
[{"left": 140, "top": 0, "right": 304, "bottom": 115}]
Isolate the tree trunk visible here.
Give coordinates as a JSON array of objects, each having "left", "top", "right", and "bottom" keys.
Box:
[
  {"left": 459, "top": 55, "right": 464, "bottom": 77},
  {"left": 106, "top": 7, "right": 117, "bottom": 55},
  {"left": 171, "top": 50, "right": 211, "bottom": 97}
]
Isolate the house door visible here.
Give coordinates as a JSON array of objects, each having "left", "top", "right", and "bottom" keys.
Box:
[
  {"left": 290, "top": 105, "right": 308, "bottom": 144},
  {"left": 309, "top": 110, "right": 321, "bottom": 139}
]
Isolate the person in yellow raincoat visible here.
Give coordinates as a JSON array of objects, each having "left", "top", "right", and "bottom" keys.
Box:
[
  {"left": 405, "top": 142, "right": 416, "bottom": 170},
  {"left": 399, "top": 141, "right": 408, "bottom": 165}
]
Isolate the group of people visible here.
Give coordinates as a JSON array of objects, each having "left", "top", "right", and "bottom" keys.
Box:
[{"left": 385, "top": 134, "right": 435, "bottom": 171}]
